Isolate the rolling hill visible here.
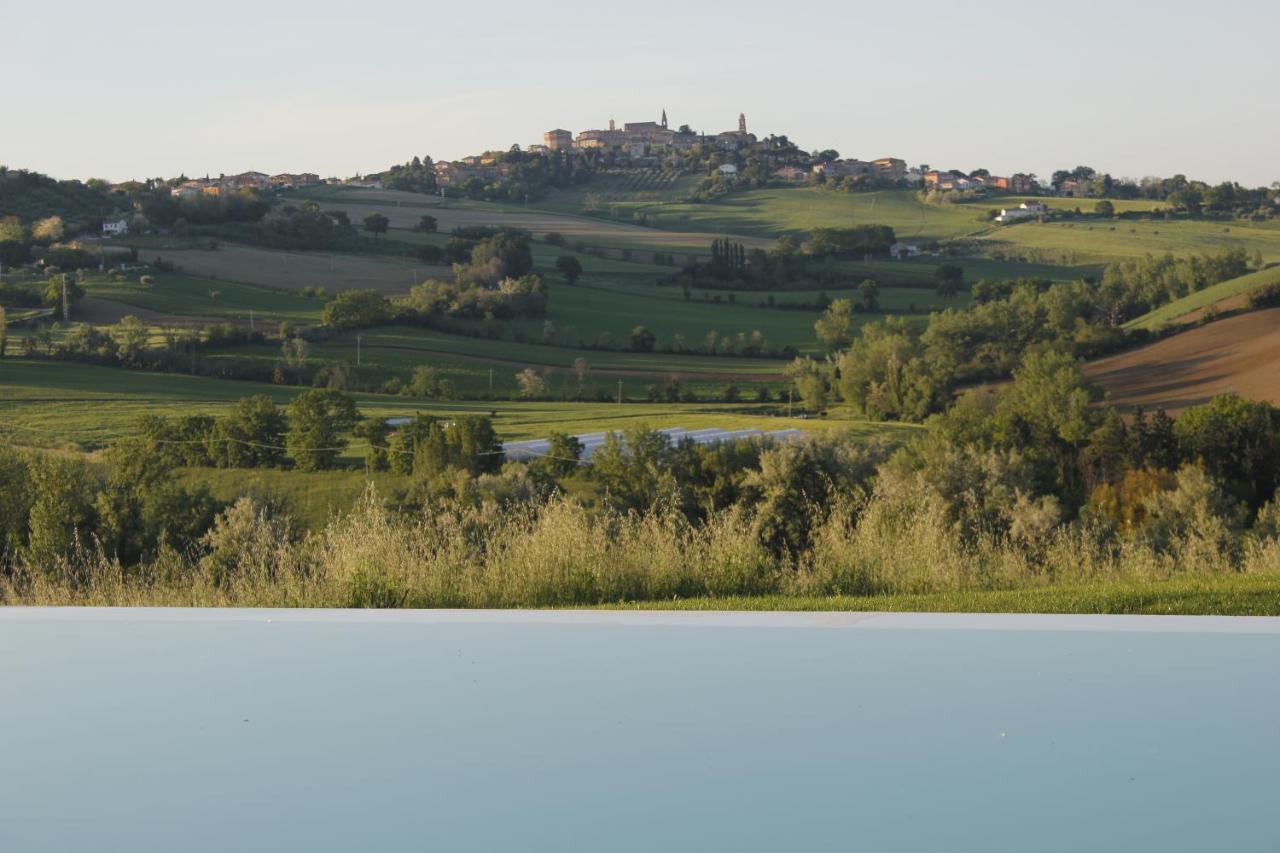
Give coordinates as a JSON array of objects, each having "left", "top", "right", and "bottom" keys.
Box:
[{"left": 1086, "top": 307, "right": 1280, "bottom": 413}]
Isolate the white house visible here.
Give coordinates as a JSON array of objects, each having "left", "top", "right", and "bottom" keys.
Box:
[
  {"left": 717, "top": 164, "right": 739, "bottom": 177},
  {"left": 995, "top": 202, "right": 1047, "bottom": 224},
  {"left": 890, "top": 242, "right": 922, "bottom": 259},
  {"left": 102, "top": 219, "right": 129, "bottom": 236}
]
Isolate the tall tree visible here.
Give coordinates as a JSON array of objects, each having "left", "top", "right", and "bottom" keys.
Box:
[{"left": 287, "top": 389, "right": 360, "bottom": 471}]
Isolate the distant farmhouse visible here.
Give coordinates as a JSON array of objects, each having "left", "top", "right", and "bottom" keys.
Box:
[
  {"left": 101, "top": 218, "right": 129, "bottom": 236},
  {"left": 995, "top": 201, "right": 1048, "bottom": 223}
]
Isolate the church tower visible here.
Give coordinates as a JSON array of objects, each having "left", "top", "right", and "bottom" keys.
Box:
[
  {"left": 738, "top": 113, "right": 747, "bottom": 134},
  {"left": 661, "top": 109, "right": 668, "bottom": 129}
]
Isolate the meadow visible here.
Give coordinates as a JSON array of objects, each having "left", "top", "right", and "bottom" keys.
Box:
[
  {"left": 82, "top": 271, "right": 324, "bottom": 324},
  {"left": 0, "top": 357, "right": 904, "bottom": 448},
  {"left": 144, "top": 244, "right": 446, "bottom": 293},
  {"left": 1125, "top": 264, "right": 1280, "bottom": 330},
  {"left": 978, "top": 216, "right": 1280, "bottom": 264}
]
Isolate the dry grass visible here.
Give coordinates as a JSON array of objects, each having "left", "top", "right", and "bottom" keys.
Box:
[{"left": 5, "top": 488, "right": 1277, "bottom": 610}]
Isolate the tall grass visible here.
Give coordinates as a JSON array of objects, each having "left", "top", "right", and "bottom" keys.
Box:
[{"left": 4, "top": 487, "right": 1278, "bottom": 609}]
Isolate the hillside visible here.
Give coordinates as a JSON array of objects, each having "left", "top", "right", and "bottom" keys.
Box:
[
  {"left": 0, "top": 168, "right": 122, "bottom": 225},
  {"left": 1086, "top": 307, "right": 1280, "bottom": 413},
  {"left": 1125, "top": 265, "right": 1280, "bottom": 330}
]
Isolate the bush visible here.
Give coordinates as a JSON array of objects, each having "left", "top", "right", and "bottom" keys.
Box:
[{"left": 1246, "top": 282, "right": 1280, "bottom": 309}]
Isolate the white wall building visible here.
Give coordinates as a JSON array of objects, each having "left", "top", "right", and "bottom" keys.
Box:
[{"left": 101, "top": 219, "right": 129, "bottom": 236}]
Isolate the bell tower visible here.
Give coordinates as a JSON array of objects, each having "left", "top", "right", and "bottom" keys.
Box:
[
  {"left": 738, "top": 113, "right": 747, "bottom": 134},
  {"left": 661, "top": 109, "right": 668, "bottom": 129}
]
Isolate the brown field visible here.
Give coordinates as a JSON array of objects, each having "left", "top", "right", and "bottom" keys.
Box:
[
  {"left": 1086, "top": 308, "right": 1280, "bottom": 413},
  {"left": 152, "top": 245, "right": 450, "bottom": 294},
  {"left": 309, "top": 188, "right": 768, "bottom": 253}
]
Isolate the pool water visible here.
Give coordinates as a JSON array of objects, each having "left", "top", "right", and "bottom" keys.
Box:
[{"left": 1, "top": 610, "right": 1276, "bottom": 852}]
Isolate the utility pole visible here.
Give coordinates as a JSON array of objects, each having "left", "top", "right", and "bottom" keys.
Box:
[
  {"left": 788, "top": 388, "right": 793, "bottom": 418},
  {"left": 61, "top": 276, "right": 69, "bottom": 322},
  {"left": 356, "top": 334, "right": 362, "bottom": 367},
  {"left": 488, "top": 368, "right": 493, "bottom": 393},
  {"left": 617, "top": 380, "right": 623, "bottom": 405},
  {"left": 249, "top": 309, "right": 254, "bottom": 332}
]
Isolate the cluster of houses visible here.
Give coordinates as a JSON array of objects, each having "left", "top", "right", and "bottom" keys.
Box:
[
  {"left": 923, "top": 170, "right": 1036, "bottom": 194},
  {"left": 169, "top": 171, "right": 322, "bottom": 199},
  {"left": 434, "top": 111, "right": 762, "bottom": 186}
]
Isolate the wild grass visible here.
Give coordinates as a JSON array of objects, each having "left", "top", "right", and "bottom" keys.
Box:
[{"left": 5, "top": 488, "right": 1277, "bottom": 612}]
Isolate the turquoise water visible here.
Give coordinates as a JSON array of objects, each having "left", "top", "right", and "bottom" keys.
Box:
[{"left": 0, "top": 610, "right": 1276, "bottom": 852}]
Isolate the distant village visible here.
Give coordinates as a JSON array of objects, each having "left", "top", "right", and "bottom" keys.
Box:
[
  {"left": 429, "top": 110, "right": 1046, "bottom": 198},
  {"left": 131, "top": 109, "right": 1119, "bottom": 239}
]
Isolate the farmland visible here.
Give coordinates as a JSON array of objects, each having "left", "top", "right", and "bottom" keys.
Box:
[
  {"left": 296, "top": 186, "right": 769, "bottom": 254},
  {"left": 142, "top": 244, "right": 446, "bottom": 294},
  {"left": 0, "top": 357, "right": 910, "bottom": 449},
  {"left": 1086, "top": 307, "right": 1280, "bottom": 413},
  {"left": 977, "top": 216, "right": 1280, "bottom": 265}
]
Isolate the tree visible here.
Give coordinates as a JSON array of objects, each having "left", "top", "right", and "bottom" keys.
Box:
[
  {"left": 541, "top": 432, "right": 584, "bottom": 477},
  {"left": 32, "top": 215, "right": 64, "bottom": 243},
  {"left": 322, "top": 289, "right": 391, "bottom": 328},
  {"left": 114, "top": 315, "right": 150, "bottom": 364},
  {"left": 363, "top": 212, "right": 390, "bottom": 241},
  {"left": 934, "top": 263, "right": 963, "bottom": 297},
  {"left": 516, "top": 368, "right": 548, "bottom": 398},
  {"left": 1094, "top": 200, "right": 1115, "bottom": 218},
  {"left": 43, "top": 274, "right": 85, "bottom": 318},
  {"left": 556, "top": 255, "right": 583, "bottom": 285},
  {"left": 25, "top": 453, "right": 98, "bottom": 566},
  {"left": 218, "top": 395, "right": 288, "bottom": 468},
  {"left": 786, "top": 357, "right": 828, "bottom": 412},
  {"left": 858, "top": 278, "right": 880, "bottom": 312},
  {"left": 0, "top": 441, "right": 32, "bottom": 554},
  {"left": 814, "top": 299, "right": 857, "bottom": 351},
  {"left": 287, "top": 389, "right": 360, "bottom": 471},
  {"left": 1175, "top": 394, "right": 1279, "bottom": 509},
  {"left": 630, "top": 325, "right": 656, "bottom": 352},
  {"left": 354, "top": 417, "right": 391, "bottom": 471},
  {"left": 414, "top": 214, "right": 437, "bottom": 233}
]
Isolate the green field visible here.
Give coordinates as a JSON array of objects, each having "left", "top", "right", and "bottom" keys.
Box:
[
  {"left": 1125, "top": 265, "right": 1280, "bottom": 330},
  {"left": 979, "top": 217, "right": 1280, "bottom": 264},
  {"left": 83, "top": 271, "right": 323, "bottom": 323},
  {"left": 602, "top": 572, "right": 1280, "bottom": 616},
  {"left": 604, "top": 187, "right": 988, "bottom": 242},
  {"left": 0, "top": 358, "right": 913, "bottom": 448}
]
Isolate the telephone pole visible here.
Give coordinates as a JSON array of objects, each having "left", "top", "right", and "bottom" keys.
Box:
[
  {"left": 61, "top": 276, "right": 69, "bottom": 322},
  {"left": 617, "top": 380, "right": 623, "bottom": 405},
  {"left": 488, "top": 368, "right": 494, "bottom": 393},
  {"left": 356, "top": 334, "right": 362, "bottom": 367}
]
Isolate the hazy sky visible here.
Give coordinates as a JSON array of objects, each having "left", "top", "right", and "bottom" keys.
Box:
[{"left": 4, "top": 0, "right": 1277, "bottom": 186}]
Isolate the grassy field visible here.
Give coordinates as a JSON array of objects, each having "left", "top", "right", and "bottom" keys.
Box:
[
  {"left": 0, "top": 358, "right": 914, "bottom": 448},
  {"left": 144, "top": 244, "right": 447, "bottom": 294},
  {"left": 1125, "top": 265, "right": 1280, "bottom": 330},
  {"left": 82, "top": 271, "right": 324, "bottom": 324},
  {"left": 978, "top": 216, "right": 1280, "bottom": 265},
  {"left": 601, "top": 572, "right": 1280, "bottom": 616},
  {"left": 615, "top": 187, "right": 988, "bottom": 242},
  {"left": 175, "top": 467, "right": 412, "bottom": 530},
  {"left": 297, "top": 187, "right": 769, "bottom": 254}
]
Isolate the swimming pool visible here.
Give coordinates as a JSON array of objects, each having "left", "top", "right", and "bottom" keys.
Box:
[{"left": 1, "top": 609, "right": 1276, "bottom": 852}]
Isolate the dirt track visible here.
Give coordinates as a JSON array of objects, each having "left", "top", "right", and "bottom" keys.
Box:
[{"left": 1085, "top": 308, "right": 1280, "bottom": 413}]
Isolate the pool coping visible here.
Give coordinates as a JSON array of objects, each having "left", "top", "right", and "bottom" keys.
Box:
[{"left": 1, "top": 607, "right": 1278, "bottom": 633}]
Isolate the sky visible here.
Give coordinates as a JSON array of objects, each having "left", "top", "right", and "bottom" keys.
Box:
[{"left": 3, "top": 0, "right": 1277, "bottom": 186}]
